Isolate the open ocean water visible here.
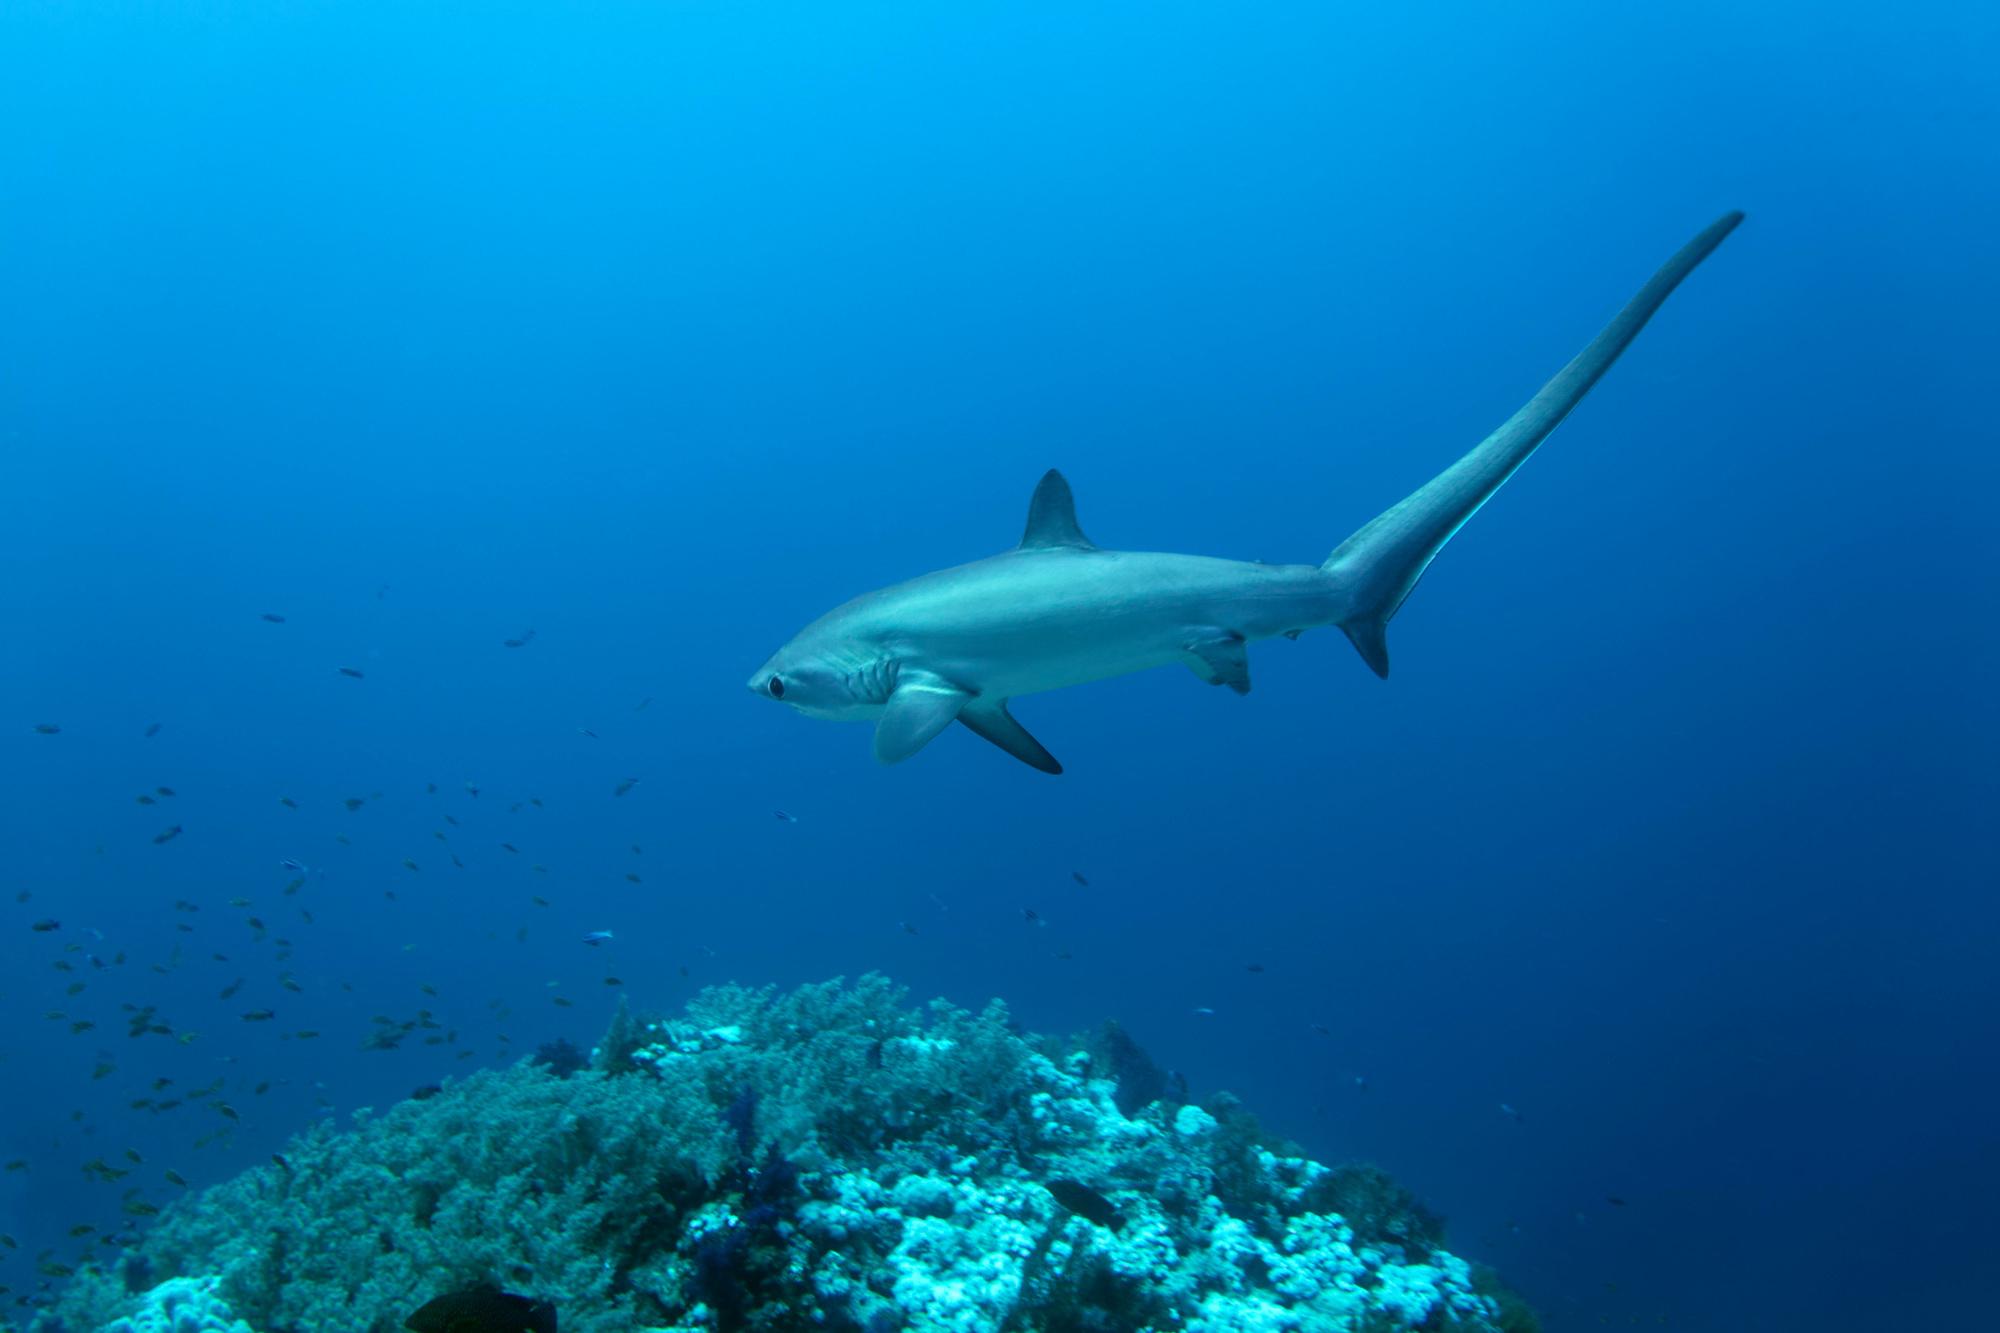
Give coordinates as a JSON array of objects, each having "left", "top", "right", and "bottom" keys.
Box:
[{"left": 2, "top": 3, "right": 1995, "bottom": 1331}]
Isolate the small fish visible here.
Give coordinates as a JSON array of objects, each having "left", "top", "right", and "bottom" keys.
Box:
[
  {"left": 294, "top": 1029, "right": 320, "bottom": 1040},
  {"left": 577, "top": 727, "right": 598, "bottom": 738},
  {"left": 271, "top": 1153, "right": 292, "bottom": 1172},
  {"left": 1606, "top": 1195, "right": 1627, "bottom": 1207},
  {"left": 215, "top": 1104, "right": 239, "bottom": 1122},
  {"left": 165, "top": 1169, "right": 188, "bottom": 1187},
  {"left": 153, "top": 825, "right": 184, "bottom": 845},
  {"left": 344, "top": 797, "right": 366, "bottom": 812},
  {"left": 31, "top": 918, "right": 60, "bottom": 932},
  {"left": 32, "top": 723, "right": 60, "bottom": 735},
  {"left": 1310, "top": 1023, "right": 1332, "bottom": 1038},
  {"left": 624, "top": 873, "right": 640, "bottom": 884},
  {"left": 1021, "top": 908, "right": 1042, "bottom": 925},
  {"left": 500, "top": 843, "right": 519, "bottom": 855},
  {"left": 402, "top": 858, "right": 420, "bottom": 872},
  {"left": 531, "top": 895, "right": 549, "bottom": 908},
  {"left": 502, "top": 628, "right": 536, "bottom": 648},
  {"left": 144, "top": 722, "right": 162, "bottom": 738},
  {"left": 229, "top": 897, "right": 251, "bottom": 908},
  {"left": 1245, "top": 962, "right": 1265, "bottom": 973},
  {"left": 464, "top": 781, "right": 480, "bottom": 797},
  {"left": 278, "top": 797, "right": 298, "bottom": 809},
  {"left": 241, "top": 1009, "right": 275, "bottom": 1022},
  {"left": 1045, "top": 1178, "right": 1123, "bottom": 1231},
  {"left": 1500, "top": 1103, "right": 1524, "bottom": 1123},
  {"left": 773, "top": 809, "right": 798, "bottom": 823},
  {"left": 410, "top": 1084, "right": 443, "bottom": 1102},
  {"left": 581, "top": 930, "right": 614, "bottom": 946},
  {"left": 405, "top": 1286, "right": 557, "bottom": 1333},
  {"left": 280, "top": 859, "right": 308, "bottom": 873},
  {"left": 1192, "top": 1006, "right": 1217, "bottom": 1017},
  {"left": 613, "top": 777, "right": 639, "bottom": 797},
  {"left": 136, "top": 794, "right": 157, "bottom": 805},
  {"left": 121, "top": 1200, "right": 159, "bottom": 1217},
  {"left": 1071, "top": 870, "right": 1089, "bottom": 886},
  {"left": 603, "top": 976, "right": 623, "bottom": 987},
  {"left": 260, "top": 613, "right": 286, "bottom": 623},
  {"left": 156, "top": 786, "right": 175, "bottom": 797},
  {"left": 338, "top": 667, "right": 365, "bottom": 679}
]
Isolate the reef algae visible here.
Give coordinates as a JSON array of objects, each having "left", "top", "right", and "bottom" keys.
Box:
[{"left": 32, "top": 976, "right": 1534, "bottom": 1332}]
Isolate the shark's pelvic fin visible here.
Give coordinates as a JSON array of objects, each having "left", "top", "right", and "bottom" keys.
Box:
[
  {"left": 1020, "top": 470, "right": 1095, "bottom": 550},
  {"left": 874, "top": 672, "right": 970, "bottom": 764},
  {"left": 1323, "top": 211, "right": 1745, "bottom": 678},
  {"left": 959, "top": 700, "right": 1063, "bottom": 774},
  {"left": 1184, "top": 633, "right": 1252, "bottom": 694}
]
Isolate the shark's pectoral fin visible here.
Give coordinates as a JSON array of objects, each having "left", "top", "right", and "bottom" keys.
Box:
[
  {"left": 959, "top": 700, "right": 1062, "bottom": 775},
  {"left": 873, "top": 673, "right": 971, "bottom": 765},
  {"left": 1184, "top": 633, "right": 1252, "bottom": 695}
]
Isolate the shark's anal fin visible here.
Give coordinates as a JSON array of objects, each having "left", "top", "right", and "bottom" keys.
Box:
[
  {"left": 874, "top": 673, "right": 971, "bottom": 765},
  {"left": 959, "top": 700, "right": 1062, "bottom": 774},
  {"left": 1019, "top": 470, "right": 1095, "bottom": 550},
  {"left": 1184, "top": 633, "right": 1251, "bottom": 694}
]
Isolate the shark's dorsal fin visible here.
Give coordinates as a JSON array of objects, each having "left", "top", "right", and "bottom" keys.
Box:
[{"left": 1019, "top": 470, "right": 1094, "bottom": 550}]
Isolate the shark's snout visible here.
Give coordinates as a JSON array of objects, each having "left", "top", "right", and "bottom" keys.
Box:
[{"left": 747, "top": 668, "right": 783, "bottom": 701}]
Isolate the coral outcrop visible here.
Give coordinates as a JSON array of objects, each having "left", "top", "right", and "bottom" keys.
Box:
[{"left": 32, "top": 976, "right": 1535, "bottom": 1332}]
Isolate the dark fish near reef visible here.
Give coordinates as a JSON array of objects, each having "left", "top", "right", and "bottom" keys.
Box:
[
  {"left": 31, "top": 919, "right": 60, "bottom": 932},
  {"left": 32, "top": 723, "right": 61, "bottom": 735},
  {"left": 405, "top": 1285, "right": 557, "bottom": 1333},
  {"left": 338, "top": 666, "right": 365, "bottom": 679},
  {"left": 1045, "top": 1178, "right": 1123, "bottom": 1231},
  {"left": 153, "top": 825, "right": 183, "bottom": 845}
]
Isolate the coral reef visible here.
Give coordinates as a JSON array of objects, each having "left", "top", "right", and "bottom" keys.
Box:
[{"left": 30, "top": 976, "right": 1533, "bottom": 1332}]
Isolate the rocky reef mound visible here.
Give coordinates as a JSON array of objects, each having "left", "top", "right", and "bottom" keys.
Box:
[{"left": 36, "top": 976, "right": 1537, "bottom": 1332}]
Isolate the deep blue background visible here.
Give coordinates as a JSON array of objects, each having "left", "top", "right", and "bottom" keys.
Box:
[{"left": 3, "top": 3, "right": 1995, "bottom": 1329}]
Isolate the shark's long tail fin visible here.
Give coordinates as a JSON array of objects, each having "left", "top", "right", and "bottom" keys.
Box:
[{"left": 1323, "top": 211, "right": 1744, "bottom": 678}]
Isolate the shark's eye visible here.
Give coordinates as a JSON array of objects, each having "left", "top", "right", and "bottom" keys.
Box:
[{"left": 767, "top": 676, "right": 785, "bottom": 700}]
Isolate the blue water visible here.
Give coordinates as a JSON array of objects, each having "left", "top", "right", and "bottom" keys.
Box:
[{"left": 3, "top": 3, "right": 1995, "bottom": 1329}]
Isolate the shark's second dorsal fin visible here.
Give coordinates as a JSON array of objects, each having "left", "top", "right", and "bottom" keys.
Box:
[{"left": 1019, "top": 470, "right": 1094, "bottom": 550}]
